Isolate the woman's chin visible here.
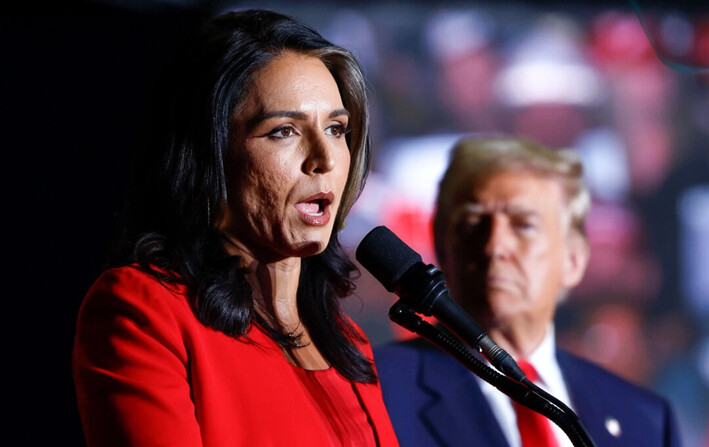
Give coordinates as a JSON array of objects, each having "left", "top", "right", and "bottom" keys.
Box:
[
  {"left": 295, "top": 241, "right": 327, "bottom": 258},
  {"left": 290, "top": 225, "right": 335, "bottom": 256},
  {"left": 266, "top": 233, "right": 332, "bottom": 261}
]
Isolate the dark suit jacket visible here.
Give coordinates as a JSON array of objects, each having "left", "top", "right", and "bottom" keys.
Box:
[{"left": 374, "top": 337, "right": 681, "bottom": 447}]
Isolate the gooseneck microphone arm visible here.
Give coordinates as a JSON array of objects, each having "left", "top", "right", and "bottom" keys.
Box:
[
  {"left": 356, "top": 226, "right": 598, "bottom": 447},
  {"left": 389, "top": 300, "right": 598, "bottom": 447}
]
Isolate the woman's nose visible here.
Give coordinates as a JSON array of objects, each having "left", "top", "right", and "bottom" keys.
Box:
[{"left": 303, "top": 133, "right": 336, "bottom": 174}]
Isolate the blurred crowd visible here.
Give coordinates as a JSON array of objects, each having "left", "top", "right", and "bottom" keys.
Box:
[{"left": 226, "top": 1, "right": 709, "bottom": 444}]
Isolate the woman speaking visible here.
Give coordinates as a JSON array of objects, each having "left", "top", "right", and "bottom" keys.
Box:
[{"left": 72, "top": 9, "right": 399, "bottom": 447}]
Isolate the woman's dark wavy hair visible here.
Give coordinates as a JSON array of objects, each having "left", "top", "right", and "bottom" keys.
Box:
[{"left": 110, "top": 9, "right": 374, "bottom": 382}]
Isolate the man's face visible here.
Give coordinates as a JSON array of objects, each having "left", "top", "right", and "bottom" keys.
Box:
[{"left": 437, "top": 170, "right": 585, "bottom": 334}]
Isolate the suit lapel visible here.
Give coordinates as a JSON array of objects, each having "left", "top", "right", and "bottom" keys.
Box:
[
  {"left": 419, "top": 346, "right": 510, "bottom": 447},
  {"left": 414, "top": 345, "right": 626, "bottom": 447},
  {"left": 557, "top": 350, "right": 617, "bottom": 446}
]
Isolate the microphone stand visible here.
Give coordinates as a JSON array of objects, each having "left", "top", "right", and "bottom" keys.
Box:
[{"left": 388, "top": 300, "right": 598, "bottom": 447}]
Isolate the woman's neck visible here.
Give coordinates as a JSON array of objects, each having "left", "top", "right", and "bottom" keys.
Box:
[
  {"left": 223, "top": 237, "right": 301, "bottom": 321},
  {"left": 222, "top": 235, "right": 330, "bottom": 370},
  {"left": 249, "top": 256, "right": 302, "bottom": 327}
]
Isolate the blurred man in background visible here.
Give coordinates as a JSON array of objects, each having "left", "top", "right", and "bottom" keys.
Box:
[{"left": 374, "top": 136, "right": 681, "bottom": 447}]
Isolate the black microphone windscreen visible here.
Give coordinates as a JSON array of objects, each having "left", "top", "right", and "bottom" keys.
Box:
[{"left": 355, "top": 226, "right": 422, "bottom": 292}]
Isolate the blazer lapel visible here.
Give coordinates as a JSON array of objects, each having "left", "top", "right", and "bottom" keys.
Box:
[
  {"left": 419, "top": 346, "right": 510, "bottom": 447},
  {"left": 353, "top": 379, "right": 400, "bottom": 447}
]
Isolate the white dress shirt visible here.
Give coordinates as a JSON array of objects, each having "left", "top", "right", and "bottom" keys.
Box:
[{"left": 476, "top": 326, "right": 575, "bottom": 447}]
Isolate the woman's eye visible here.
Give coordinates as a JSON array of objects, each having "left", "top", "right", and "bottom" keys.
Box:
[
  {"left": 266, "top": 126, "right": 297, "bottom": 139},
  {"left": 326, "top": 124, "right": 350, "bottom": 138}
]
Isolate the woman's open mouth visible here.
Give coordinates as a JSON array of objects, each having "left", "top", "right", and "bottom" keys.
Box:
[{"left": 294, "top": 192, "right": 334, "bottom": 226}]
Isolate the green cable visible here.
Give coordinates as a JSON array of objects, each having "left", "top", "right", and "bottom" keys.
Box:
[{"left": 629, "top": 0, "right": 709, "bottom": 74}]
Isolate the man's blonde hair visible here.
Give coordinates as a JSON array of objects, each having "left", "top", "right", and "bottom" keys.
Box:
[{"left": 434, "top": 136, "right": 591, "bottom": 260}]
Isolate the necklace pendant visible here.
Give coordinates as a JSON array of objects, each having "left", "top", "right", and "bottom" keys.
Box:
[{"left": 288, "top": 331, "right": 301, "bottom": 347}]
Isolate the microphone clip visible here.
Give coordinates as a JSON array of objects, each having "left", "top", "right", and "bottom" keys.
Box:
[{"left": 393, "top": 263, "right": 449, "bottom": 317}]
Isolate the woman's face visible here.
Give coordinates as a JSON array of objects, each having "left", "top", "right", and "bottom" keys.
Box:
[{"left": 219, "top": 51, "right": 351, "bottom": 262}]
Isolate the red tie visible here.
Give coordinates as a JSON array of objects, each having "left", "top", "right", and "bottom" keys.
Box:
[{"left": 512, "top": 360, "right": 560, "bottom": 447}]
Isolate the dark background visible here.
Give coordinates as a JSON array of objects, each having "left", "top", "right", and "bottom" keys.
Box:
[{"left": 4, "top": 2, "right": 202, "bottom": 444}]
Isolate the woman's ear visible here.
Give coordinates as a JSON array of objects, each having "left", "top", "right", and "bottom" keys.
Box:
[{"left": 562, "top": 231, "right": 590, "bottom": 289}]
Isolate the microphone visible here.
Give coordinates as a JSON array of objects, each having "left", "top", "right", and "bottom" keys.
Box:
[{"left": 356, "top": 225, "right": 525, "bottom": 382}]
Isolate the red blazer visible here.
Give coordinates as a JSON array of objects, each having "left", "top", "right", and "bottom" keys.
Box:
[{"left": 73, "top": 266, "right": 399, "bottom": 447}]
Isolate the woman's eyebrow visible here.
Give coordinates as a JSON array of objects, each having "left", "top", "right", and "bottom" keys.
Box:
[
  {"left": 251, "top": 110, "right": 307, "bottom": 125},
  {"left": 330, "top": 108, "right": 350, "bottom": 118},
  {"left": 247, "top": 108, "right": 350, "bottom": 131}
]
